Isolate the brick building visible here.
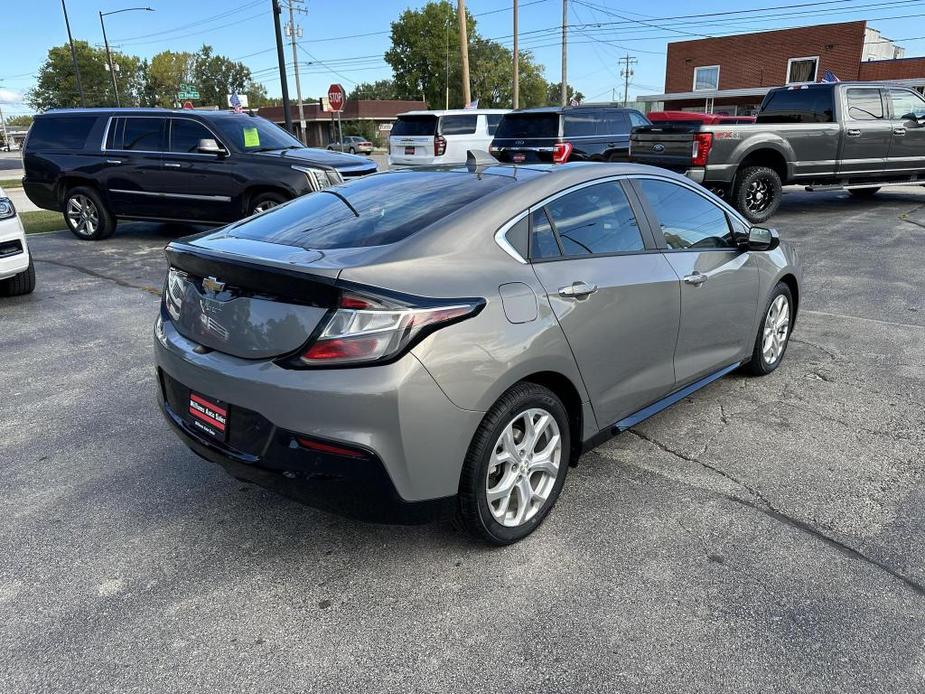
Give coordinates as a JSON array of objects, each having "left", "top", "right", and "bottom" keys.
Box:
[{"left": 639, "top": 21, "right": 925, "bottom": 115}]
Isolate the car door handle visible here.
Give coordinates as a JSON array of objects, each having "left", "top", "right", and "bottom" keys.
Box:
[
  {"left": 164, "top": 162, "right": 182, "bottom": 168},
  {"left": 684, "top": 272, "right": 708, "bottom": 286},
  {"left": 558, "top": 281, "right": 598, "bottom": 299},
  {"left": 846, "top": 129, "right": 862, "bottom": 137},
  {"left": 894, "top": 127, "right": 906, "bottom": 136},
  {"left": 106, "top": 159, "right": 122, "bottom": 165}
]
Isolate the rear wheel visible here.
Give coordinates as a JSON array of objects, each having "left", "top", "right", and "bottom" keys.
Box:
[
  {"left": 457, "top": 382, "right": 570, "bottom": 545},
  {"left": 745, "top": 282, "right": 793, "bottom": 376},
  {"left": 249, "top": 192, "right": 287, "bottom": 216},
  {"left": 732, "top": 166, "right": 782, "bottom": 223},
  {"left": 848, "top": 187, "right": 880, "bottom": 198},
  {"left": 63, "top": 187, "right": 116, "bottom": 240},
  {"left": 0, "top": 257, "right": 36, "bottom": 296}
]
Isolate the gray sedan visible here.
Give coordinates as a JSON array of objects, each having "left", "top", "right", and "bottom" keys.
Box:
[
  {"left": 327, "top": 135, "right": 374, "bottom": 155},
  {"left": 154, "top": 160, "right": 801, "bottom": 544}
]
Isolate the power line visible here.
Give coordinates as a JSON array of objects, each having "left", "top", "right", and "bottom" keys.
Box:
[{"left": 110, "top": 0, "right": 264, "bottom": 43}]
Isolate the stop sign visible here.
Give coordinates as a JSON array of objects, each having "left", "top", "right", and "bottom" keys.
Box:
[
  {"left": 327, "top": 83, "right": 345, "bottom": 112},
  {"left": 182, "top": 100, "right": 194, "bottom": 110}
]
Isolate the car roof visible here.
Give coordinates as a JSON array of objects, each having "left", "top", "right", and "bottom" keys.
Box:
[
  {"left": 505, "top": 104, "right": 639, "bottom": 115},
  {"left": 36, "top": 108, "right": 257, "bottom": 120},
  {"left": 396, "top": 109, "right": 511, "bottom": 117}
]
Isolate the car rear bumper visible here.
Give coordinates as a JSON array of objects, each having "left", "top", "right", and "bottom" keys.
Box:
[{"left": 153, "top": 314, "right": 484, "bottom": 518}]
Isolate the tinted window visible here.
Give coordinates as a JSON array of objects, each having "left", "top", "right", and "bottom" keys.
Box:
[
  {"left": 230, "top": 171, "right": 514, "bottom": 250},
  {"left": 597, "top": 111, "right": 629, "bottom": 135},
  {"left": 170, "top": 119, "right": 215, "bottom": 153},
  {"left": 495, "top": 113, "right": 559, "bottom": 139},
  {"left": 121, "top": 118, "right": 165, "bottom": 151},
  {"left": 27, "top": 116, "right": 96, "bottom": 150},
  {"left": 486, "top": 114, "right": 503, "bottom": 135},
  {"left": 889, "top": 89, "right": 925, "bottom": 120},
  {"left": 629, "top": 111, "right": 649, "bottom": 128},
  {"left": 391, "top": 116, "right": 438, "bottom": 137},
  {"left": 440, "top": 115, "right": 477, "bottom": 135},
  {"left": 530, "top": 208, "right": 560, "bottom": 259},
  {"left": 212, "top": 115, "right": 302, "bottom": 151},
  {"left": 846, "top": 89, "right": 884, "bottom": 121},
  {"left": 563, "top": 111, "right": 597, "bottom": 137},
  {"left": 638, "top": 179, "right": 733, "bottom": 250},
  {"left": 756, "top": 88, "right": 834, "bottom": 124},
  {"left": 545, "top": 182, "right": 644, "bottom": 255}
]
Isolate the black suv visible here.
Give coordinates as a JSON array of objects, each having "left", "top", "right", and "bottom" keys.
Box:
[
  {"left": 22, "top": 109, "right": 377, "bottom": 240},
  {"left": 489, "top": 105, "right": 650, "bottom": 164}
]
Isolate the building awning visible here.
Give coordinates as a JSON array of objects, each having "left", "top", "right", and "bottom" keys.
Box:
[{"left": 638, "top": 87, "right": 773, "bottom": 103}]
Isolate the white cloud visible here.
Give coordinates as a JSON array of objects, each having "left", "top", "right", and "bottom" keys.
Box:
[{"left": 0, "top": 89, "right": 24, "bottom": 105}]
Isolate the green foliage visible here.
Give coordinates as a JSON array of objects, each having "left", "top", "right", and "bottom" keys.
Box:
[
  {"left": 190, "top": 45, "right": 258, "bottom": 109},
  {"left": 6, "top": 115, "right": 33, "bottom": 128},
  {"left": 27, "top": 40, "right": 146, "bottom": 110},
  {"left": 348, "top": 80, "right": 399, "bottom": 100},
  {"left": 545, "top": 82, "right": 586, "bottom": 106},
  {"left": 341, "top": 119, "right": 384, "bottom": 146},
  {"left": 146, "top": 50, "right": 196, "bottom": 107}
]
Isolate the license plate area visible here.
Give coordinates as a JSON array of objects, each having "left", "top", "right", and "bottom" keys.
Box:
[
  {"left": 188, "top": 392, "right": 229, "bottom": 442},
  {"left": 404, "top": 146, "right": 415, "bottom": 155},
  {"left": 512, "top": 152, "right": 526, "bottom": 163}
]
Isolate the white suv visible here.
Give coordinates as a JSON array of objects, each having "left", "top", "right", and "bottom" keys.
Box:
[
  {"left": 387, "top": 109, "right": 509, "bottom": 167},
  {"left": 0, "top": 188, "right": 35, "bottom": 296}
]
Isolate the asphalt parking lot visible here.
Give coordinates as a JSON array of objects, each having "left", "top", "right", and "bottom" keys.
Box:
[{"left": 2, "top": 187, "right": 924, "bottom": 693}]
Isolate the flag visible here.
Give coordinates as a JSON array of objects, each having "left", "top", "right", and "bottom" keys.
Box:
[
  {"left": 821, "top": 70, "right": 840, "bottom": 83},
  {"left": 230, "top": 91, "right": 243, "bottom": 113},
  {"left": 464, "top": 99, "right": 479, "bottom": 110}
]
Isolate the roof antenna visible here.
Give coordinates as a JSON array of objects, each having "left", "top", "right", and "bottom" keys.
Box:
[{"left": 466, "top": 149, "right": 498, "bottom": 172}]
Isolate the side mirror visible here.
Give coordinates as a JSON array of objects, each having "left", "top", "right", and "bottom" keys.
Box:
[
  {"left": 901, "top": 113, "right": 923, "bottom": 127},
  {"left": 197, "top": 138, "right": 227, "bottom": 157},
  {"left": 746, "top": 226, "right": 779, "bottom": 251}
]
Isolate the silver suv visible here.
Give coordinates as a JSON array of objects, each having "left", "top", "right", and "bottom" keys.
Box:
[{"left": 154, "top": 160, "right": 801, "bottom": 544}]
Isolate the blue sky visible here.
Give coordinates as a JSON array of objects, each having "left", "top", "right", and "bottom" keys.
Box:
[{"left": 2, "top": 0, "right": 925, "bottom": 116}]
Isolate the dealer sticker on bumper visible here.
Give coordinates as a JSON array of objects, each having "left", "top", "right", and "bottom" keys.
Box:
[{"left": 188, "top": 392, "right": 228, "bottom": 441}]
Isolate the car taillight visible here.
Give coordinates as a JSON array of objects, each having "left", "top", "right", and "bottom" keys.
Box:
[
  {"left": 298, "top": 289, "right": 483, "bottom": 366},
  {"left": 692, "top": 132, "right": 713, "bottom": 167},
  {"left": 295, "top": 434, "right": 368, "bottom": 459},
  {"left": 434, "top": 135, "right": 447, "bottom": 156},
  {"left": 552, "top": 142, "right": 573, "bottom": 164}
]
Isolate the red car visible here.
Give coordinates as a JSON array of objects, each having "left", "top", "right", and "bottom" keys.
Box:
[{"left": 646, "top": 111, "right": 756, "bottom": 125}]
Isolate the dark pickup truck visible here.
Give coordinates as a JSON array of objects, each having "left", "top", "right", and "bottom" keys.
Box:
[{"left": 630, "top": 82, "right": 925, "bottom": 222}]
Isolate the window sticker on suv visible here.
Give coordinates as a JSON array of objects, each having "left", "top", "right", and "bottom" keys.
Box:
[{"left": 243, "top": 127, "right": 260, "bottom": 148}]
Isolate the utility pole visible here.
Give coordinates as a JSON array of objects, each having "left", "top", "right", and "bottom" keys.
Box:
[
  {"left": 619, "top": 54, "right": 637, "bottom": 107},
  {"left": 61, "top": 0, "right": 85, "bottom": 107},
  {"left": 285, "top": 0, "right": 307, "bottom": 143},
  {"left": 445, "top": 19, "right": 450, "bottom": 110},
  {"left": 458, "top": 0, "right": 471, "bottom": 106},
  {"left": 512, "top": 0, "right": 519, "bottom": 109},
  {"left": 0, "top": 102, "right": 9, "bottom": 152},
  {"left": 272, "top": 0, "right": 293, "bottom": 132},
  {"left": 560, "top": 0, "right": 568, "bottom": 106},
  {"left": 99, "top": 12, "right": 120, "bottom": 106}
]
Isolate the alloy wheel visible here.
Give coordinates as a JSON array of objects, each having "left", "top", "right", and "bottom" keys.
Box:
[
  {"left": 486, "top": 408, "right": 562, "bottom": 528},
  {"left": 762, "top": 294, "right": 791, "bottom": 365},
  {"left": 252, "top": 200, "right": 279, "bottom": 214},
  {"left": 745, "top": 178, "right": 773, "bottom": 214},
  {"left": 66, "top": 194, "right": 100, "bottom": 238}
]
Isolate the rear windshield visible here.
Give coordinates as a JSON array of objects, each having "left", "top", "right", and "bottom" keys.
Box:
[
  {"left": 391, "top": 116, "right": 438, "bottom": 137},
  {"left": 228, "top": 170, "right": 514, "bottom": 250},
  {"left": 27, "top": 116, "right": 97, "bottom": 150},
  {"left": 757, "top": 88, "right": 835, "bottom": 124},
  {"left": 494, "top": 113, "right": 559, "bottom": 139}
]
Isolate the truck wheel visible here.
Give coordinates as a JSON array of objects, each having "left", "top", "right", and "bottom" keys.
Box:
[
  {"left": 63, "top": 187, "right": 116, "bottom": 240},
  {"left": 732, "top": 166, "right": 782, "bottom": 223},
  {"left": 848, "top": 187, "right": 880, "bottom": 198}
]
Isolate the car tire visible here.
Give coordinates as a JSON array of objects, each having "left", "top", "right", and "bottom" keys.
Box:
[
  {"left": 348, "top": 147, "right": 356, "bottom": 154},
  {"left": 848, "top": 187, "right": 880, "bottom": 198},
  {"left": 1, "top": 257, "right": 36, "bottom": 296},
  {"left": 249, "top": 192, "right": 287, "bottom": 216},
  {"left": 745, "top": 281, "right": 793, "bottom": 376},
  {"left": 457, "top": 382, "right": 571, "bottom": 545},
  {"left": 732, "top": 166, "right": 782, "bottom": 224},
  {"left": 63, "top": 186, "right": 116, "bottom": 240}
]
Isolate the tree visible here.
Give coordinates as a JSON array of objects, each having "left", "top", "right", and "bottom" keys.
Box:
[
  {"left": 545, "top": 82, "right": 585, "bottom": 106},
  {"left": 147, "top": 50, "right": 196, "bottom": 107},
  {"left": 27, "top": 40, "right": 145, "bottom": 110},
  {"left": 6, "top": 115, "right": 33, "bottom": 128},
  {"left": 349, "top": 80, "right": 399, "bottom": 100},
  {"left": 190, "top": 45, "right": 260, "bottom": 110},
  {"left": 468, "top": 39, "right": 548, "bottom": 108}
]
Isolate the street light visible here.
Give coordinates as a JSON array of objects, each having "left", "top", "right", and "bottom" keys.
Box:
[{"left": 99, "top": 6, "right": 154, "bottom": 107}]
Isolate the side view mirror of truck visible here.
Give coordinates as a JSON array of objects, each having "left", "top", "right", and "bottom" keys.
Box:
[{"left": 901, "top": 113, "right": 924, "bottom": 127}]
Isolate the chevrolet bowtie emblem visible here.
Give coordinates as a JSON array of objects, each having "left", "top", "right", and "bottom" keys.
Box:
[{"left": 202, "top": 276, "right": 225, "bottom": 293}]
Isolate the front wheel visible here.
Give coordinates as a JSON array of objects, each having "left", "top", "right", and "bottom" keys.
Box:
[
  {"left": 63, "top": 187, "right": 116, "bottom": 240},
  {"left": 745, "top": 282, "right": 793, "bottom": 376},
  {"left": 732, "top": 166, "right": 782, "bottom": 223},
  {"left": 457, "top": 382, "right": 570, "bottom": 545},
  {"left": 0, "top": 257, "right": 36, "bottom": 296},
  {"left": 348, "top": 147, "right": 356, "bottom": 154}
]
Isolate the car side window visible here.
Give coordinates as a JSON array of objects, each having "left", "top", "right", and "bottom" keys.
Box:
[
  {"left": 597, "top": 111, "right": 629, "bottom": 135},
  {"left": 544, "top": 181, "right": 645, "bottom": 256},
  {"left": 628, "top": 111, "right": 649, "bottom": 128},
  {"left": 638, "top": 179, "right": 734, "bottom": 250},
  {"left": 121, "top": 117, "right": 166, "bottom": 151},
  {"left": 889, "top": 89, "right": 925, "bottom": 121},
  {"left": 440, "top": 115, "right": 478, "bottom": 135},
  {"left": 846, "top": 89, "right": 884, "bottom": 121},
  {"left": 530, "top": 208, "right": 561, "bottom": 259},
  {"left": 105, "top": 118, "right": 125, "bottom": 150},
  {"left": 563, "top": 111, "right": 597, "bottom": 137},
  {"left": 486, "top": 114, "right": 503, "bottom": 135},
  {"left": 170, "top": 119, "right": 215, "bottom": 154}
]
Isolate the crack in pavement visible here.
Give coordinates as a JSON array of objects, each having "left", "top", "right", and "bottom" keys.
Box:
[
  {"left": 627, "top": 429, "right": 925, "bottom": 598},
  {"left": 34, "top": 258, "right": 161, "bottom": 296},
  {"left": 790, "top": 337, "right": 839, "bottom": 361}
]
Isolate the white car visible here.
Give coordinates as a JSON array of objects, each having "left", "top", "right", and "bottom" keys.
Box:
[
  {"left": 388, "top": 109, "right": 509, "bottom": 167},
  {"left": 0, "top": 188, "right": 35, "bottom": 296}
]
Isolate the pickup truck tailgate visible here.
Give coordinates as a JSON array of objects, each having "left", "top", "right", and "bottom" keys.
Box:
[{"left": 630, "top": 125, "right": 695, "bottom": 170}]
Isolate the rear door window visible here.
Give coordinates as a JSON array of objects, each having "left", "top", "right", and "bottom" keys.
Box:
[
  {"left": 596, "top": 110, "right": 630, "bottom": 136},
  {"left": 391, "top": 116, "right": 438, "bottom": 137},
  {"left": 440, "top": 115, "right": 478, "bottom": 135},
  {"left": 170, "top": 119, "right": 215, "bottom": 153},
  {"left": 757, "top": 89, "right": 834, "bottom": 123},
  {"left": 563, "top": 111, "right": 598, "bottom": 137},
  {"left": 119, "top": 117, "right": 166, "bottom": 151},
  {"left": 530, "top": 208, "right": 561, "bottom": 259},
  {"left": 544, "top": 181, "right": 645, "bottom": 255},
  {"left": 846, "top": 89, "right": 884, "bottom": 121},
  {"left": 495, "top": 113, "right": 560, "bottom": 139},
  {"left": 637, "top": 178, "right": 734, "bottom": 249},
  {"left": 27, "top": 116, "right": 96, "bottom": 150}
]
